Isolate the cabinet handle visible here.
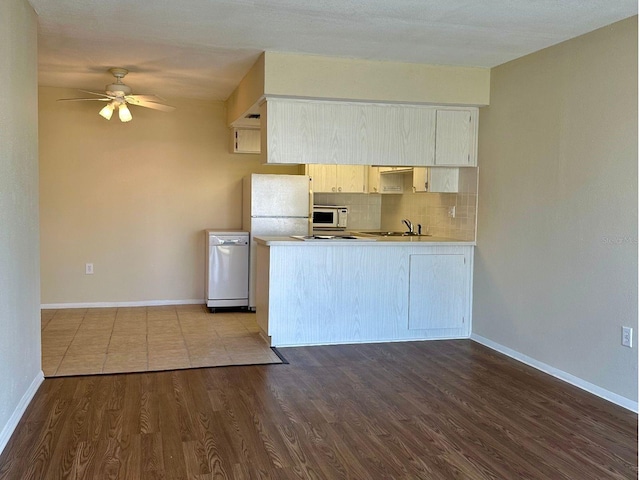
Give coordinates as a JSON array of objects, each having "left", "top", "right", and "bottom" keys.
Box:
[
  {"left": 338, "top": 187, "right": 342, "bottom": 192},
  {"left": 332, "top": 187, "right": 336, "bottom": 192},
  {"left": 425, "top": 182, "right": 428, "bottom": 191}
]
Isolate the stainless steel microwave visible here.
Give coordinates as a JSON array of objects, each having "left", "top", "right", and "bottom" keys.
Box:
[{"left": 312, "top": 205, "right": 348, "bottom": 229}]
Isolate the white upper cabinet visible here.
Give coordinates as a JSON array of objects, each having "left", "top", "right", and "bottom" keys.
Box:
[
  {"left": 366, "top": 103, "right": 435, "bottom": 166},
  {"left": 434, "top": 109, "right": 478, "bottom": 166},
  {"left": 262, "top": 98, "right": 437, "bottom": 166},
  {"left": 306, "top": 164, "right": 367, "bottom": 193},
  {"left": 261, "top": 98, "right": 478, "bottom": 167}
]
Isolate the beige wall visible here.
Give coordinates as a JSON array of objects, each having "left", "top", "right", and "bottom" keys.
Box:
[
  {"left": 474, "top": 17, "right": 638, "bottom": 402},
  {"left": 39, "top": 88, "right": 296, "bottom": 305},
  {"left": 0, "top": 0, "right": 41, "bottom": 452},
  {"left": 264, "top": 52, "right": 490, "bottom": 105},
  {"left": 226, "top": 52, "right": 265, "bottom": 125}
]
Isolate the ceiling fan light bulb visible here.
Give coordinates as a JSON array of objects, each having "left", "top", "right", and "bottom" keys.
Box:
[
  {"left": 98, "top": 103, "right": 114, "bottom": 120},
  {"left": 118, "top": 104, "right": 132, "bottom": 122}
]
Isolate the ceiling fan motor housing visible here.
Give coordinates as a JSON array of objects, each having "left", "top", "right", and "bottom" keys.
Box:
[
  {"left": 106, "top": 67, "right": 132, "bottom": 96},
  {"left": 105, "top": 82, "right": 132, "bottom": 96}
]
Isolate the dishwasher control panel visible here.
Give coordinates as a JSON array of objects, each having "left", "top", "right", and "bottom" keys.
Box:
[{"left": 208, "top": 234, "right": 249, "bottom": 246}]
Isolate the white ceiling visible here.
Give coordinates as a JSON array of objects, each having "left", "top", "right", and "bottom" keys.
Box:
[{"left": 29, "top": 0, "right": 637, "bottom": 101}]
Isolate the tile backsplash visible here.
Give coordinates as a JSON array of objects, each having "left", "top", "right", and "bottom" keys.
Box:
[
  {"left": 314, "top": 193, "right": 382, "bottom": 230},
  {"left": 314, "top": 189, "right": 477, "bottom": 240},
  {"left": 380, "top": 192, "right": 477, "bottom": 241}
]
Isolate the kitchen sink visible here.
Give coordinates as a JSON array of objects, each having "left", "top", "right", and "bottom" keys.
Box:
[{"left": 357, "top": 231, "right": 404, "bottom": 236}]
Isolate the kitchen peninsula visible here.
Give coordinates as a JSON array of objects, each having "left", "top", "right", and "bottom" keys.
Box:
[{"left": 255, "top": 235, "right": 474, "bottom": 347}]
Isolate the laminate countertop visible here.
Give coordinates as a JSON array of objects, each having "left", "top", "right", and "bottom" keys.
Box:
[{"left": 254, "top": 235, "right": 475, "bottom": 246}]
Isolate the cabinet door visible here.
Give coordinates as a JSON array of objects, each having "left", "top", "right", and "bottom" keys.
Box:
[
  {"left": 408, "top": 253, "right": 468, "bottom": 330},
  {"left": 263, "top": 99, "right": 324, "bottom": 164},
  {"left": 412, "top": 167, "right": 428, "bottom": 192},
  {"left": 307, "top": 164, "right": 337, "bottom": 192},
  {"left": 263, "top": 99, "right": 359, "bottom": 165},
  {"left": 369, "top": 105, "right": 436, "bottom": 166},
  {"left": 336, "top": 165, "right": 366, "bottom": 193},
  {"left": 412, "top": 167, "right": 459, "bottom": 193},
  {"left": 233, "top": 128, "right": 261, "bottom": 154},
  {"left": 263, "top": 98, "right": 438, "bottom": 166},
  {"left": 429, "top": 168, "right": 459, "bottom": 192},
  {"left": 435, "top": 109, "right": 476, "bottom": 166},
  {"left": 368, "top": 166, "right": 381, "bottom": 193}
]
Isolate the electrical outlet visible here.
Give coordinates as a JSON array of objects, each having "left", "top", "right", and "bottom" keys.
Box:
[
  {"left": 622, "top": 326, "right": 632, "bottom": 348},
  {"left": 85, "top": 263, "right": 94, "bottom": 275},
  {"left": 448, "top": 206, "right": 456, "bottom": 218}
]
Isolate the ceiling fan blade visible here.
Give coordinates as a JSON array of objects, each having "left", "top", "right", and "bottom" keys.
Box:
[
  {"left": 78, "top": 89, "right": 114, "bottom": 99},
  {"left": 125, "top": 97, "right": 176, "bottom": 112},
  {"left": 126, "top": 94, "right": 164, "bottom": 102},
  {"left": 57, "top": 97, "right": 111, "bottom": 102}
]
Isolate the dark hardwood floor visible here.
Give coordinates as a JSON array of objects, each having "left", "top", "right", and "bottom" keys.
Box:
[{"left": 0, "top": 340, "right": 636, "bottom": 479}]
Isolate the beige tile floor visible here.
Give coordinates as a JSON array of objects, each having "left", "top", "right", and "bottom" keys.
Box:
[{"left": 41, "top": 305, "right": 282, "bottom": 377}]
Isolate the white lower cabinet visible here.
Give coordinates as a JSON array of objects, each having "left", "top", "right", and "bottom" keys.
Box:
[
  {"left": 408, "top": 253, "right": 469, "bottom": 330},
  {"left": 256, "top": 242, "right": 473, "bottom": 346}
]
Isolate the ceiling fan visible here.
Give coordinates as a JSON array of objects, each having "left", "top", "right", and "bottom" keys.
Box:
[{"left": 57, "top": 67, "right": 176, "bottom": 122}]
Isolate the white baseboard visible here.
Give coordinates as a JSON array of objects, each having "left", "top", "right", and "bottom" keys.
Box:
[
  {"left": 0, "top": 371, "right": 44, "bottom": 456},
  {"left": 471, "top": 334, "right": 638, "bottom": 413},
  {"left": 41, "top": 299, "right": 205, "bottom": 309}
]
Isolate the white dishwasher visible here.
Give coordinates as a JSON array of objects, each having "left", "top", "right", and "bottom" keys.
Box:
[{"left": 206, "top": 230, "right": 249, "bottom": 311}]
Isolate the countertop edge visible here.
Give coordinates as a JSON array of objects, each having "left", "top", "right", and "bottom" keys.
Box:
[{"left": 254, "top": 235, "right": 476, "bottom": 246}]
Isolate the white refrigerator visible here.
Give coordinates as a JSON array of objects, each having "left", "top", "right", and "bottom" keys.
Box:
[{"left": 242, "top": 173, "right": 312, "bottom": 309}]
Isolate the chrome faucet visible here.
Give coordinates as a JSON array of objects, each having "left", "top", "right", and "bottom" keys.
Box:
[{"left": 402, "top": 219, "right": 413, "bottom": 233}]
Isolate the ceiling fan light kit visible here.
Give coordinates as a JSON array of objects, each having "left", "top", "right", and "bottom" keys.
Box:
[
  {"left": 118, "top": 103, "right": 132, "bottom": 122},
  {"left": 98, "top": 102, "right": 115, "bottom": 120},
  {"left": 57, "top": 67, "right": 175, "bottom": 123}
]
